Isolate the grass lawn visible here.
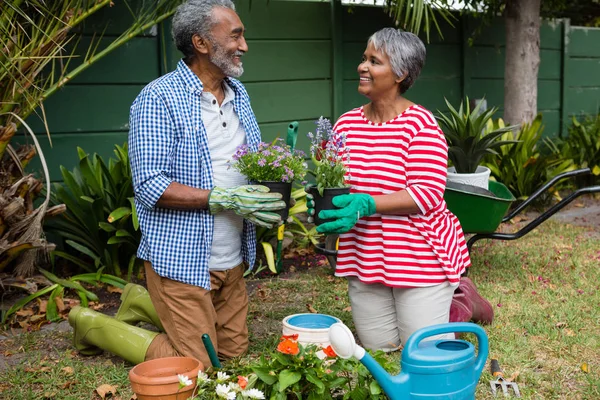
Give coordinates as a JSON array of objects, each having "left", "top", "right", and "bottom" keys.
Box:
[{"left": 0, "top": 220, "right": 598, "bottom": 399}]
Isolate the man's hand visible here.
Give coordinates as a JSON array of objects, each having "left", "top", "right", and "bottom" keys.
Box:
[
  {"left": 316, "top": 193, "right": 376, "bottom": 234},
  {"left": 209, "top": 185, "right": 285, "bottom": 228}
]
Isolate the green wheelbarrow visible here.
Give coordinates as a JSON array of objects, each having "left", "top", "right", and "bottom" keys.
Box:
[
  {"left": 445, "top": 168, "right": 600, "bottom": 252},
  {"left": 315, "top": 168, "right": 600, "bottom": 261}
]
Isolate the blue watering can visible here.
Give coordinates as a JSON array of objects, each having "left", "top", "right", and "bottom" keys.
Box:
[{"left": 328, "top": 322, "right": 488, "bottom": 400}]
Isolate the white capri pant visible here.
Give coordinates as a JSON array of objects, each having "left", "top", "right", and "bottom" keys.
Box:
[{"left": 348, "top": 277, "right": 455, "bottom": 351}]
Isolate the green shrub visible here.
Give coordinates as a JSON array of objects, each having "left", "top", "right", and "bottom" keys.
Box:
[
  {"left": 436, "top": 97, "right": 518, "bottom": 173},
  {"left": 45, "top": 143, "right": 141, "bottom": 279},
  {"left": 562, "top": 114, "right": 600, "bottom": 183},
  {"left": 482, "top": 115, "right": 575, "bottom": 201}
]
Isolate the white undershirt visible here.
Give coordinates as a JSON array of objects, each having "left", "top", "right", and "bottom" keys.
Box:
[{"left": 202, "top": 81, "right": 247, "bottom": 271}]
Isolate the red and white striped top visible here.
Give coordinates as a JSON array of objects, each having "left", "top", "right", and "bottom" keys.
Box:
[{"left": 334, "top": 105, "right": 471, "bottom": 287}]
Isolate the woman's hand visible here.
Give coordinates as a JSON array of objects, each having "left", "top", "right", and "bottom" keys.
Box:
[{"left": 316, "top": 193, "right": 376, "bottom": 234}]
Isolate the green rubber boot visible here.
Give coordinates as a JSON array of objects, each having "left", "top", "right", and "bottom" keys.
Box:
[
  {"left": 68, "top": 305, "right": 159, "bottom": 365},
  {"left": 115, "top": 283, "right": 164, "bottom": 331}
]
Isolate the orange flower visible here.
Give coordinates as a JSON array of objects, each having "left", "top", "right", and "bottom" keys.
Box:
[
  {"left": 280, "top": 334, "right": 299, "bottom": 342},
  {"left": 323, "top": 345, "right": 337, "bottom": 358},
  {"left": 277, "top": 338, "right": 300, "bottom": 355},
  {"left": 237, "top": 375, "right": 248, "bottom": 389}
]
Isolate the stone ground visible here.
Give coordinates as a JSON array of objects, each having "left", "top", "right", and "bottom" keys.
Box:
[{"left": 0, "top": 193, "right": 599, "bottom": 373}]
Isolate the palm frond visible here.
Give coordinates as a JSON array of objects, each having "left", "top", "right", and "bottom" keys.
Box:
[{"left": 384, "top": 0, "right": 455, "bottom": 42}]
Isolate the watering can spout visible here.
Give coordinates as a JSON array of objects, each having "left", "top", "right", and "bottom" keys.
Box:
[
  {"left": 361, "top": 352, "right": 410, "bottom": 400},
  {"left": 328, "top": 323, "right": 409, "bottom": 400}
]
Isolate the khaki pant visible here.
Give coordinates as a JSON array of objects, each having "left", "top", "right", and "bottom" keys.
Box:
[
  {"left": 144, "top": 261, "right": 249, "bottom": 369},
  {"left": 348, "top": 278, "right": 454, "bottom": 351}
]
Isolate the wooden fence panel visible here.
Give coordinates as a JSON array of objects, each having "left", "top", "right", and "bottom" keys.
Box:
[
  {"left": 564, "top": 26, "right": 600, "bottom": 123},
  {"left": 18, "top": 2, "right": 600, "bottom": 183}
]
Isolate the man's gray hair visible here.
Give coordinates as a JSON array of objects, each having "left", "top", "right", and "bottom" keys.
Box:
[
  {"left": 368, "top": 28, "right": 426, "bottom": 94},
  {"left": 172, "top": 0, "right": 236, "bottom": 61}
]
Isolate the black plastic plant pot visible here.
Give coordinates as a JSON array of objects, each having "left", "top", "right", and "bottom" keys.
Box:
[
  {"left": 257, "top": 181, "right": 292, "bottom": 221},
  {"left": 307, "top": 186, "right": 351, "bottom": 226}
]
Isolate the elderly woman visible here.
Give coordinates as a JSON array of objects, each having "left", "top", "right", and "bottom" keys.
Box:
[{"left": 309, "top": 28, "right": 492, "bottom": 350}]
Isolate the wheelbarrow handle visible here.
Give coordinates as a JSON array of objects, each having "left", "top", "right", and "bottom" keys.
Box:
[
  {"left": 314, "top": 242, "right": 338, "bottom": 257},
  {"left": 502, "top": 168, "right": 591, "bottom": 222},
  {"left": 469, "top": 184, "right": 600, "bottom": 252}
]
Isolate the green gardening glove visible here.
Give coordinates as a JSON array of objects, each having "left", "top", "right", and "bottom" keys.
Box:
[
  {"left": 305, "top": 184, "right": 316, "bottom": 224},
  {"left": 209, "top": 185, "right": 285, "bottom": 228},
  {"left": 316, "top": 193, "right": 376, "bottom": 234}
]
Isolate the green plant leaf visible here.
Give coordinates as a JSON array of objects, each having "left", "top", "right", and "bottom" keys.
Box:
[
  {"left": 77, "top": 290, "right": 89, "bottom": 308},
  {"left": 127, "top": 254, "right": 138, "bottom": 282},
  {"left": 1, "top": 284, "right": 58, "bottom": 324},
  {"left": 261, "top": 242, "right": 276, "bottom": 274},
  {"left": 278, "top": 370, "right": 302, "bottom": 392},
  {"left": 251, "top": 367, "right": 278, "bottom": 385},
  {"left": 107, "top": 236, "right": 135, "bottom": 245},
  {"left": 369, "top": 380, "right": 382, "bottom": 395},
  {"left": 52, "top": 250, "right": 94, "bottom": 272},
  {"left": 99, "top": 222, "right": 116, "bottom": 232},
  {"left": 39, "top": 268, "right": 99, "bottom": 302},
  {"left": 273, "top": 351, "right": 292, "bottom": 366},
  {"left": 128, "top": 197, "right": 139, "bottom": 230},
  {"left": 115, "top": 229, "right": 134, "bottom": 238},
  {"left": 46, "top": 286, "right": 65, "bottom": 322},
  {"left": 108, "top": 207, "right": 131, "bottom": 223},
  {"left": 66, "top": 240, "right": 100, "bottom": 262},
  {"left": 305, "top": 373, "right": 325, "bottom": 393},
  {"left": 78, "top": 154, "right": 103, "bottom": 196}
]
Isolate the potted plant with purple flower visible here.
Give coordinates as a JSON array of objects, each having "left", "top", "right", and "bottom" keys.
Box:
[
  {"left": 230, "top": 138, "right": 307, "bottom": 220},
  {"left": 306, "top": 117, "right": 351, "bottom": 226}
]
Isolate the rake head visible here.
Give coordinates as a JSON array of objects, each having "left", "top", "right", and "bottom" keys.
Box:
[{"left": 490, "top": 377, "right": 521, "bottom": 397}]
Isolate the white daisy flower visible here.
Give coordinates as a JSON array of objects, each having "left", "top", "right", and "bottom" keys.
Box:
[
  {"left": 216, "top": 383, "right": 235, "bottom": 399},
  {"left": 243, "top": 388, "right": 266, "bottom": 399},
  {"left": 177, "top": 374, "right": 192, "bottom": 388},
  {"left": 216, "top": 371, "right": 231, "bottom": 382},
  {"left": 197, "top": 371, "right": 210, "bottom": 383}
]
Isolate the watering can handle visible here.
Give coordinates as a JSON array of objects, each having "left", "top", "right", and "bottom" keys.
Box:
[
  {"left": 287, "top": 121, "right": 298, "bottom": 152},
  {"left": 404, "top": 322, "right": 489, "bottom": 376}
]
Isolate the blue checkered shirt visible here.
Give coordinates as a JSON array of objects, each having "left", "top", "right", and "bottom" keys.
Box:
[{"left": 128, "top": 60, "right": 260, "bottom": 290}]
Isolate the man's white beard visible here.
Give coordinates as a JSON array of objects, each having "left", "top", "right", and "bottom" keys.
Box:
[{"left": 210, "top": 42, "right": 244, "bottom": 78}]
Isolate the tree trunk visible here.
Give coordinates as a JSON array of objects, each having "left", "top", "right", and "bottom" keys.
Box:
[{"left": 503, "top": 0, "right": 541, "bottom": 125}]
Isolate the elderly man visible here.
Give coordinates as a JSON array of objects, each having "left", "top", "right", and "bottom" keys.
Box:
[{"left": 68, "top": 0, "right": 284, "bottom": 367}]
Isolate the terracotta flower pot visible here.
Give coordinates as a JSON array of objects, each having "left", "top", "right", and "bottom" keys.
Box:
[
  {"left": 129, "top": 356, "right": 204, "bottom": 400},
  {"left": 257, "top": 181, "right": 293, "bottom": 221},
  {"left": 307, "top": 186, "right": 351, "bottom": 226}
]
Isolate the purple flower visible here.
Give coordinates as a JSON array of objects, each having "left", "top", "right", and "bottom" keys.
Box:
[{"left": 258, "top": 158, "right": 266, "bottom": 167}]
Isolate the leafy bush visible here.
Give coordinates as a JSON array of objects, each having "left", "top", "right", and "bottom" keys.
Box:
[
  {"left": 481, "top": 115, "right": 575, "bottom": 201},
  {"left": 561, "top": 114, "right": 600, "bottom": 183},
  {"left": 436, "top": 97, "right": 518, "bottom": 174},
  {"left": 45, "top": 144, "right": 141, "bottom": 279},
  {"left": 183, "top": 333, "right": 398, "bottom": 399}
]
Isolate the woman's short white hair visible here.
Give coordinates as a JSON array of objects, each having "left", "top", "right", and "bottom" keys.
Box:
[{"left": 368, "top": 28, "right": 426, "bottom": 94}]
